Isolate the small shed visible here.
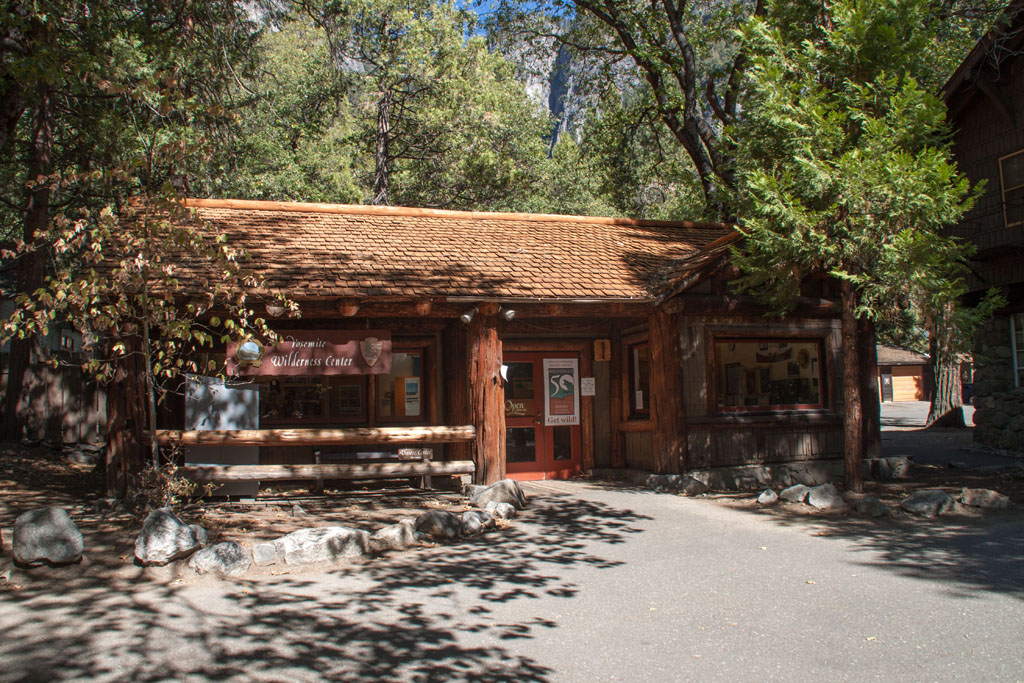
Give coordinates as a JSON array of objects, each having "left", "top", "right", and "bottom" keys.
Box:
[{"left": 876, "top": 345, "right": 931, "bottom": 402}]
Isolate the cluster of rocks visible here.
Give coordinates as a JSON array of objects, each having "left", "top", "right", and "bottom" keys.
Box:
[
  {"left": 3, "top": 479, "right": 530, "bottom": 580},
  {"left": 755, "top": 483, "right": 1012, "bottom": 518}
]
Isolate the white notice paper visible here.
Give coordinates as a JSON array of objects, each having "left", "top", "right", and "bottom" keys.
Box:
[{"left": 580, "top": 377, "right": 596, "bottom": 396}]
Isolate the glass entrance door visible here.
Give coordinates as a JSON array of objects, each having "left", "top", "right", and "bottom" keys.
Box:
[{"left": 504, "top": 353, "right": 581, "bottom": 480}]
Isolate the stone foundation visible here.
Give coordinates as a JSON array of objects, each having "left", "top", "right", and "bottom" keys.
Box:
[{"left": 972, "top": 316, "right": 1024, "bottom": 452}]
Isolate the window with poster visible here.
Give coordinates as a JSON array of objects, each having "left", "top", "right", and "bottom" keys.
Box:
[
  {"left": 713, "top": 338, "right": 825, "bottom": 412},
  {"left": 628, "top": 340, "right": 651, "bottom": 418},
  {"left": 253, "top": 340, "right": 432, "bottom": 426}
]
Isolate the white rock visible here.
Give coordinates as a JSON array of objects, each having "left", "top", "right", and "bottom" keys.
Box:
[
  {"left": 757, "top": 489, "right": 779, "bottom": 505},
  {"left": 807, "top": 484, "right": 847, "bottom": 512},
  {"left": 189, "top": 542, "right": 251, "bottom": 577},
  {"left": 370, "top": 521, "right": 418, "bottom": 551},
  {"left": 274, "top": 527, "right": 370, "bottom": 565},
  {"left": 13, "top": 508, "right": 84, "bottom": 566},
  {"left": 900, "top": 490, "right": 955, "bottom": 517},
  {"left": 470, "top": 479, "right": 527, "bottom": 510},
  {"left": 485, "top": 501, "right": 517, "bottom": 520},
  {"left": 252, "top": 542, "right": 279, "bottom": 566},
  {"left": 958, "top": 488, "right": 1010, "bottom": 510},
  {"left": 780, "top": 484, "right": 810, "bottom": 503},
  {"left": 135, "top": 508, "right": 199, "bottom": 566}
]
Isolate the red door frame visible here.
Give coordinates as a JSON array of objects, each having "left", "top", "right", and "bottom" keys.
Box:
[{"left": 504, "top": 352, "right": 582, "bottom": 481}]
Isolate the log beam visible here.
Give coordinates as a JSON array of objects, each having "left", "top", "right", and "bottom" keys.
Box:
[
  {"left": 152, "top": 425, "right": 476, "bottom": 447},
  {"left": 649, "top": 307, "right": 686, "bottom": 473},
  {"left": 179, "top": 460, "right": 476, "bottom": 483},
  {"left": 468, "top": 309, "right": 505, "bottom": 484}
]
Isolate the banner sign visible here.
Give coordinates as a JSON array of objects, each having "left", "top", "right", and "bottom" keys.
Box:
[
  {"left": 543, "top": 358, "right": 579, "bottom": 426},
  {"left": 226, "top": 330, "right": 392, "bottom": 376}
]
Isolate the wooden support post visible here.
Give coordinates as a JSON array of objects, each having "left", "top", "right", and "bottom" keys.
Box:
[
  {"left": 580, "top": 341, "right": 595, "bottom": 472},
  {"left": 468, "top": 303, "right": 505, "bottom": 484},
  {"left": 608, "top": 324, "right": 626, "bottom": 468},
  {"left": 649, "top": 307, "right": 686, "bottom": 473},
  {"left": 443, "top": 324, "right": 471, "bottom": 462}
]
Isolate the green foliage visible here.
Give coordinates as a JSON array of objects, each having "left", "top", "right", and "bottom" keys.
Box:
[{"left": 729, "top": 0, "right": 979, "bottom": 320}]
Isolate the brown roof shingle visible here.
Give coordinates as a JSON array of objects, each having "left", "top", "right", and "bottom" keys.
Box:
[{"left": 177, "top": 199, "right": 735, "bottom": 301}]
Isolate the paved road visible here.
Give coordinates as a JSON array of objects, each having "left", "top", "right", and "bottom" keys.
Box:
[{"left": 2, "top": 481, "right": 1022, "bottom": 681}]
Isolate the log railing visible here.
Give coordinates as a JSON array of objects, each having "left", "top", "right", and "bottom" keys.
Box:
[{"left": 153, "top": 425, "right": 477, "bottom": 484}]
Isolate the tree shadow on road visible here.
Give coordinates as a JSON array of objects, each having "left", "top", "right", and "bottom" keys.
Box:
[{"left": 0, "top": 493, "right": 651, "bottom": 681}]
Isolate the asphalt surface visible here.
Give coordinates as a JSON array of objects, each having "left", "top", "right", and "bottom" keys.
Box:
[{"left": 2, "top": 475, "right": 1023, "bottom": 682}]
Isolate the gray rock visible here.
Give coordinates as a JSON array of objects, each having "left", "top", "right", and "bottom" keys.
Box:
[
  {"left": 877, "top": 457, "right": 912, "bottom": 480},
  {"left": 92, "top": 498, "right": 119, "bottom": 514},
  {"left": 646, "top": 474, "right": 681, "bottom": 491},
  {"left": 291, "top": 504, "right": 308, "bottom": 518},
  {"left": 679, "top": 478, "right": 708, "bottom": 496},
  {"left": 414, "top": 510, "right": 463, "bottom": 541},
  {"left": 189, "top": 541, "right": 251, "bottom": 577},
  {"left": 485, "top": 501, "right": 517, "bottom": 520},
  {"left": 369, "top": 522, "right": 417, "bottom": 552},
  {"left": 274, "top": 527, "right": 370, "bottom": 565},
  {"left": 189, "top": 525, "right": 209, "bottom": 548},
  {"left": 469, "top": 479, "right": 527, "bottom": 510},
  {"left": 135, "top": 508, "right": 200, "bottom": 566},
  {"left": 854, "top": 496, "right": 888, "bottom": 517},
  {"left": 463, "top": 484, "right": 488, "bottom": 498},
  {"left": 958, "top": 488, "right": 1011, "bottom": 510},
  {"left": 900, "top": 490, "right": 955, "bottom": 517},
  {"left": 13, "top": 508, "right": 84, "bottom": 566},
  {"left": 64, "top": 449, "right": 97, "bottom": 466},
  {"left": 807, "top": 484, "right": 847, "bottom": 512},
  {"left": 252, "top": 542, "right": 278, "bottom": 566},
  {"left": 757, "top": 489, "right": 779, "bottom": 505},
  {"left": 780, "top": 484, "right": 811, "bottom": 503},
  {"left": 461, "top": 509, "right": 496, "bottom": 536}
]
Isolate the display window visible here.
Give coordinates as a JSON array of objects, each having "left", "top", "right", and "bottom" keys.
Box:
[{"left": 714, "top": 338, "right": 825, "bottom": 412}]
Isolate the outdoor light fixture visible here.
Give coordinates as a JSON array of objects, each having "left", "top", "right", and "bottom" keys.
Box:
[
  {"left": 338, "top": 298, "right": 361, "bottom": 316},
  {"left": 459, "top": 306, "right": 478, "bottom": 324},
  {"left": 265, "top": 302, "right": 286, "bottom": 317},
  {"left": 500, "top": 307, "right": 516, "bottom": 321}
]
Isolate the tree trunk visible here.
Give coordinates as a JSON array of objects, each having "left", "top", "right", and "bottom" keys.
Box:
[
  {"left": 858, "top": 316, "right": 881, "bottom": 460},
  {"left": 841, "top": 280, "right": 863, "bottom": 492},
  {"left": 1, "top": 83, "right": 51, "bottom": 442},
  {"left": 372, "top": 89, "right": 392, "bottom": 206},
  {"left": 104, "top": 336, "right": 148, "bottom": 498},
  {"left": 927, "top": 301, "right": 965, "bottom": 428}
]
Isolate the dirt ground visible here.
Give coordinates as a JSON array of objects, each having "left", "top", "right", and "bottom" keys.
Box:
[
  {"left": 2, "top": 425, "right": 1022, "bottom": 589},
  {"left": 0, "top": 444, "right": 469, "bottom": 589}
]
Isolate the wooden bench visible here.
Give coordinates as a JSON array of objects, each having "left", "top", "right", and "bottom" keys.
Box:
[{"left": 154, "top": 425, "right": 476, "bottom": 490}]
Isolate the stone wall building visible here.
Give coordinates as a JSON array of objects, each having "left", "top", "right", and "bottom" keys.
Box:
[{"left": 942, "top": 0, "right": 1024, "bottom": 451}]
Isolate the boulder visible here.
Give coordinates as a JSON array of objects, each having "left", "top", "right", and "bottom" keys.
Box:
[
  {"left": 414, "top": 510, "right": 462, "bottom": 541},
  {"left": 958, "top": 488, "right": 1011, "bottom": 510},
  {"left": 900, "top": 490, "right": 955, "bottom": 517},
  {"left": 370, "top": 521, "right": 418, "bottom": 552},
  {"left": 679, "top": 478, "right": 708, "bottom": 496},
  {"left": 779, "top": 484, "right": 810, "bottom": 503},
  {"left": 807, "top": 484, "right": 847, "bottom": 512},
  {"left": 252, "top": 542, "right": 279, "bottom": 567},
  {"left": 877, "top": 457, "right": 912, "bottom": 480},
  {"left": 13, "top": 507, "right": 84, "bottom": 566},
  {"left": 274, "top": 527, "right": 369, "bottom": 565},
  {"left": 485, "top": 501, "right": 517, "bottom": 520},
  {"left": 189, "top": 525, "right": 209, "bottom": 548},
  {"left": 853, "top": 496, "right": 888, "bottom": 517},
  {"left": 757, "top": 489, "right": 779, "bottom": 506},
  {"left": 189, "top": 542, "right": 251, "bottom": 577},
  {"left": 135, "top": 508, "right": 200, "bottom": 566},
  {"left": 461, "top": 509, "right": 496, "bottom": 536},
  {"left": 469, "top": 479, "right": 527, "bottom": 510}
]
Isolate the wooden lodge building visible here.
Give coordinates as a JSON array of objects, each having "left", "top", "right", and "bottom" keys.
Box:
[{"left": 166, "top": 198, "right": 847, "bottom": 486}]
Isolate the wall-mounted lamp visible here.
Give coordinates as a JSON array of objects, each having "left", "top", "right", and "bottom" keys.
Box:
[
  {"left": 414, "top": 299, "right": 432, "bottom": 316},
  {"left": 338, "top": 298, "right": 361, "bottom": 317},
  {"left": 459, "top": 306, "right": 478, "bottom": 324},
  {"left": 499, "top": 307, "right": 516, "bottom": 321},
  {"left": 265, "top": 302, "right": 286, "bottom": 317}
]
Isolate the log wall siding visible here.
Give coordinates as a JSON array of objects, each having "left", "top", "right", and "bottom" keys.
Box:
[
  {"left": 0, "top": 356, "right": 107, "bottom": 443},
  {"left": 678, "top": 314, "right": 844, "bottom": 469},
  {"left": 625, "top": 431, "right": 655, "bottom": 471}
]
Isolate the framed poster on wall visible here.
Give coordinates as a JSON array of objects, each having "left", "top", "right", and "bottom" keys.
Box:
[{"left": 543, "top": 358, "right": 580, "bottom": 426}]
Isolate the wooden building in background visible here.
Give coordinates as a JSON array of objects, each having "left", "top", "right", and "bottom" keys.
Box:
[
  {"left": 875, "top": 345, "right": 931, "bottom": 403},
  {"left": 166, "top": 199, "right": 847, "bottom": 484}
]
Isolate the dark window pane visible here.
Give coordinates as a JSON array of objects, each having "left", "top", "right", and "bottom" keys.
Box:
[
  {"left": 504, "top": 362, "right": 536, "bottom": 417},
  {"left": 552, "top": 426, "right": 572, "bottom": 460},
  {"left": 506, "top": 427, "right": 537, "bottom": 462}
]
